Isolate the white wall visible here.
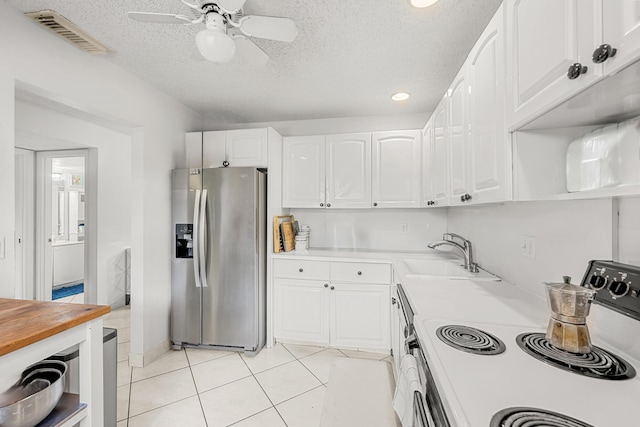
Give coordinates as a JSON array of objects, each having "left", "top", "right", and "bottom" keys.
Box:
[
  {"left": 0, "top": 3, "right": 202, "bottom": 363},
  {"left": 447, "top": 199, "right": 640, "bottom": 359},
  {"left": 205, "top": 113, "right": 428, "bottom": 135},
  {"left": 618, "top": 196, "right": 640, "bottom": 266},
  {"left": 15, "top": 100, "right": 132, "bottom": 307},
  {"left": 291, "top": 208, "right": 447, "bottom": 251}
]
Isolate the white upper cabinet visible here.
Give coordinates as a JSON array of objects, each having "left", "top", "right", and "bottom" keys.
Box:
[
  {"left": 372, "top": 130, "right": 422, "bottom": 208},
  {"left": 421, "top": 118, "right": 436, "bottom": 207},
  {"left": 602, "top": 0, "right": 640, "bottom": 74},
  {"left": 431, "top": 98, "right": 449, "bottom": 206},
  {"left": 225, "top": 128, "right": 268, "bottom": 167},
  {"left": 468, "top": 5, "right": 512, "bottom": 204},
  {"left": 506, "top": 0, "right": 602, "bottom": 130},
  {"left": 447, "top": 68, "right": 471, "bottom": 206},
  {"left": 326, "top": 133, "right": 372, "bottom": 209},
  {"left": 189, "top": 128, "right": 271, "bottom": 169},
  {"left": 282, "top": 136, "right": 326, "bottom": 208},
  {"left": 202, "top": 131, "right": 226, "bottom": 168}
]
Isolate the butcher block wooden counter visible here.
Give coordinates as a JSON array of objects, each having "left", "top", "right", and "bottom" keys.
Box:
[
  {"left": 0, "top": 298, "right": 110, "bottom": 427},
  {"left": 0, "top": 298, "right": 110, "bottom": 357}
]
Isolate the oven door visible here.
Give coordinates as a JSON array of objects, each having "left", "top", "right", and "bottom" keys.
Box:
[{"left": 409, "top": 343, "right": 450, "bottom": 427}]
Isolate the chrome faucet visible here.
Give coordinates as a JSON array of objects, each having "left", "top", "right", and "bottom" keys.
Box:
[{"left": 428, "top": 233, "right": 479, "bottom": 273}]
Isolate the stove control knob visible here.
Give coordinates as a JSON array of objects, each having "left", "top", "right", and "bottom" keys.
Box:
[
  {"left": 589, "top": 274, "right": 608, "bottom": 290},
  {"left": 608, "top": 280, "right": 630, "bottom": 299}
]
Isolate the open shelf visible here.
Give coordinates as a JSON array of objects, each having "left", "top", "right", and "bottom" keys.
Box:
[
  {"left": 555, "top": 185, "right": 640, "bottom": 201},
  {"left": 37, "top": 393, "right": 87, "bottom": 427}
]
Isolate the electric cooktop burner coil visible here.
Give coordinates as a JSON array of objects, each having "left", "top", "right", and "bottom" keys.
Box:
[
  {"left": 436, "top": 325, "right": 506, "bottom": 355},
  {"left": 490, "top": 407, "right": 595, "bottom": 427},
  {"left": 516, "top": 333, "right": 635, "bottom": 380}
]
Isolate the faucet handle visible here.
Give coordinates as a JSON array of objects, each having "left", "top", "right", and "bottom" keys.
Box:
[{"left": 443, "top": 233, "right": 470, "bottom": 246}]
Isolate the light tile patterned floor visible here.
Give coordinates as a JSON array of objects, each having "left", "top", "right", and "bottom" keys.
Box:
[{"left": 103, "top": 306, "right": 393, "bottom": 427}]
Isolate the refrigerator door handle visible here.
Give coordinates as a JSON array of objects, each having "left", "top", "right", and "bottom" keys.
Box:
[
  {"left": 193, "top": 189, "right": 202, "bottom": 288},
  {"left": 199, "top": 189, "right": 209, "bottom": 288}
]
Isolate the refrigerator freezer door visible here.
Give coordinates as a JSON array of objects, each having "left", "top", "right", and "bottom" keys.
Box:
[
  {"left": 201, "top": 168, "right": 266, "bottom": 350},
  {"left": 171, "top": 169, "right": 203, "bottom": 347}
]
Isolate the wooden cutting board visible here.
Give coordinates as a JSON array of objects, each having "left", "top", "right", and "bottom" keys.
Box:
[{"left": 0, "top": 299, "right": 110, "bottom": 357}]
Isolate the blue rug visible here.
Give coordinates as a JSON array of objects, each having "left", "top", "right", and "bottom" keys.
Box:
[{"left": 52, "top": 283, "right": 84, "bottom": 300}]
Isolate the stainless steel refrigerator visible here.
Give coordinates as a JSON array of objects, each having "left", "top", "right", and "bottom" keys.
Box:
[{"left": 171, "top": 167, "right": 266, "bottom": 354}]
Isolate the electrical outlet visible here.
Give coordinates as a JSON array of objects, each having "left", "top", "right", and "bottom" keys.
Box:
[
  {"left": 521, "top": 234, "right": 536, "bottom": 259},
  {"left": 401, "top": 224, "right": 408, "bottom": 233}
]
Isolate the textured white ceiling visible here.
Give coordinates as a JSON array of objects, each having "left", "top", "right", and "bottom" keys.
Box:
[{"left": 7, "top": 0, "right": 502, "bottom": 126}]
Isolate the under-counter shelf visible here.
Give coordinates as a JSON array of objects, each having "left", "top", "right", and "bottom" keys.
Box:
[{"left": 38, "top": 393, "right": 87, "bottom": 427}]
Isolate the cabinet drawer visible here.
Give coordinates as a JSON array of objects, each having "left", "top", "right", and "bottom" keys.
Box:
[
  {"left": 273, "top": 259, "right": 330, "bottom": 280},
  {"left": 330, "top": 262, "right": 391, "bottom": 284}
]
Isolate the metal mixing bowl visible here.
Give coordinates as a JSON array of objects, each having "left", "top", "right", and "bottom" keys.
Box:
[{"left": 0, "top": 360, "right": 67, "bottom": 427}]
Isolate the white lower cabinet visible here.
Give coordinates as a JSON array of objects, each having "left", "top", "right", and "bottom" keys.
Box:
[
  {"left": 273, "top": 259, "right": 392, "bottom": 351},
  {"left": 329, "top": 283, "right": 390, "bottom": 350},
  {"left": 274, "top": 278, "right": 330, "bottom": 344},
  {"left": 390, "top": 284, "right": 407, "bottom": 374}
]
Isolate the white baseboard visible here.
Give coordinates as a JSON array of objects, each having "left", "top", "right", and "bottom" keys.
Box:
[{"left": 128, "top": 339, "right": 171, "bottom": 368}]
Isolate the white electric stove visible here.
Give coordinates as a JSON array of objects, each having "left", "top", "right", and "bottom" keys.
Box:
[
  {"left": 414, "top": 317, "right": 640, "bottom": 426},
  {"left": 397, "top": 260, "right": 640, "bottom": 427}
]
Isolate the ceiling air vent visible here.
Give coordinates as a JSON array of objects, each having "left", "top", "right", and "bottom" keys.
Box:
[{"left": 26, "top": 10, "right": 111, "bottom": 55}]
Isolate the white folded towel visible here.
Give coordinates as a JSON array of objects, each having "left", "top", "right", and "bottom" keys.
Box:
[{"left": 392, "top": 354, "right": 422, "bottom": 427}]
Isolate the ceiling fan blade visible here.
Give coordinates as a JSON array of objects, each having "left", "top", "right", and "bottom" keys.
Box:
[
  {"left": 128, "top": 12, "right": 193, "bottom": 24},
  {"left": 217, "top": 0, "right": 247, "bottom": 13},
  {"left": 239, "top": 16, "right": 299, "bottom": 42},
  {"left": 233, "top": 36, "right": 269, "bottom": 67},
  {"left": 191, "top": 47, "right": 205, "bottom": 61}
]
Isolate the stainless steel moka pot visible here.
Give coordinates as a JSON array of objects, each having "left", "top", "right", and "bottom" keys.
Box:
[{"left": 544, "top": 276, "right": 596, "bottom": 354}]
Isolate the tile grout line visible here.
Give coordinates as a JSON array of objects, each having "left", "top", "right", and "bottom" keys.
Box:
[
  {"left": 185, "top": 349, "right": 210, "bottom": 427},
  {"left": 236, "top": 352, "right": 289, "bottom": 426}
]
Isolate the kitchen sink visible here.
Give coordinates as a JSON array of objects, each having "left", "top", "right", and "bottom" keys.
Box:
[{"left": 400, "top": 259, "right": 500, "bottom": 281}]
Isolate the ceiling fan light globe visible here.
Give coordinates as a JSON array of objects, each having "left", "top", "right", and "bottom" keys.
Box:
[{"left": 195, "top": 29, "right": 237, "bottom": 63}]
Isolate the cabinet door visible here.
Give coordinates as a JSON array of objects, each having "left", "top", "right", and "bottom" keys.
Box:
[
  {"left": 203, "top": 131, "right": 226, "bottom": 169},
  {"left": 185, "top": 132, "right": 202, "bottom": 169},
  {"left": 282, "top": 136, "right": 326, "bottom": 208},
  {"left": 421, "top": 118, "right": 435, "bottom": 207},
  {"left": 506, "top": 0, "right": 602, "bottom": 130},
  {"left": 274, "top": 278, "right": 330, "bottom": 344},
  {"left": 468, "top": 5, "right": 511, "bottom": 204},
  {"left": 371, "top": 131, "right": 421, "bottom": 208},
  {"left": 448, "top": 69, "right": 471, "bottom": 206},
  {"left": 225, "top": 128, "right": 268, "bottom": 167},
  {"left": 326, "top": 133, "right": 372, "bottom": 209},
  {"left": 432, "top": 98, "right": 449, "bottom": 206},
  {"left": 603, "top": 0, "right": 640, "bottom": 75},
  {"left": 329, "top": 283, "right": 390, "bottom": 351}
]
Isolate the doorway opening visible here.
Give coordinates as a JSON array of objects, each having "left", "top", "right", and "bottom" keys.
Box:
[{"left": 35, "top": 150, "right": 89, "bottom": 302}]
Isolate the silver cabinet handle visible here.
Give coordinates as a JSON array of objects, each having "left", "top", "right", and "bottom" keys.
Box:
[
  {"left": 299, "top": 268, "right": 304, "bottom": 273},
  {"left": 357, "top": 271, "right": 362, "bottom": 276},
  {"left": 193, "top": 189, "right": 202, "bottom": 288},
  {"left": 330, "top": 286, "right": 335, "bottom": 290},
  {"left": 324, "top": 283, "right": 329, "bottom": 288}
]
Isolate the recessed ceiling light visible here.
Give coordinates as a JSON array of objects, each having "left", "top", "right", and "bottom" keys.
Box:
[
  {"left": 410, "top": 0, "right": 439, "bottom": 8},
  {"left": 391, "top": 92, "right": 411, "bottom": 102}
]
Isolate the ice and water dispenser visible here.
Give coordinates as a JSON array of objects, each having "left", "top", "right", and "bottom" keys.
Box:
[{"left": 175, "top": 224, "right": 193, "bottom": 258}]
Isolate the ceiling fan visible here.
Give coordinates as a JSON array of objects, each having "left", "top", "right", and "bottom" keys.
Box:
[{"left": 128, "top": 0, "right": 299, "bottom": 66}]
